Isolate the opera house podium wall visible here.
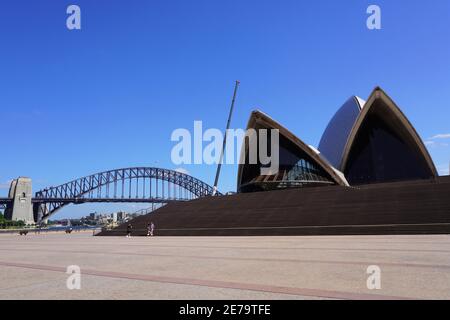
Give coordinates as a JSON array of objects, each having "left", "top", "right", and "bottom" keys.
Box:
[
  {"left": 99, "top": 87, "right": 450, "bottom": 237},
  {"left": 99, "top": 176, "right": 450, "bottom": 236}
]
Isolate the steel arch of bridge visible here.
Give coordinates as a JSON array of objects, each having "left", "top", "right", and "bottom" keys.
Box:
[{"left": 34, "top": 167, "right": 220, "bottom": 220}]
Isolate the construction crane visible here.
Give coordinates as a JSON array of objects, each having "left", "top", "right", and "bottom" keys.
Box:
[{"left": 212, "top": 80, "right": 240, "bottom": 196}]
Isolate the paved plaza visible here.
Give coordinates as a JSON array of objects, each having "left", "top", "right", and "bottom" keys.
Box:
[{"left": 0, "top": 232, "right": 449, "bottom": 299}]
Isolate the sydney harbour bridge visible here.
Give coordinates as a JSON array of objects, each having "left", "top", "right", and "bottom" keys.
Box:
[{"left": 0, "top": 167, "right": 220, "bottom": 224}]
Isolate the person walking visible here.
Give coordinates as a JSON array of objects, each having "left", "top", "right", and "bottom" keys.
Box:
[
  {"left": 146, "top": 223, "right": 152, "bottom": 237},
  {"left": 150, "top": 221, "right": 155, "bottom": 236},
  {"left": 126, "top": 223, "right": 132, "bottom": 237}
]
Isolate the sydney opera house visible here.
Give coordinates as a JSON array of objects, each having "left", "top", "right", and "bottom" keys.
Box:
[
  {"left": 104, "top": 87, "right": 450, "bottom": 236},
  {"left": 238, "top": 87, "right": 437, "bottom": 192}
]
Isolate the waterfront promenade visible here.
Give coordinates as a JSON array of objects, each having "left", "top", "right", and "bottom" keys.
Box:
[{"left": 0, "top": 232, "right": 449, "bottom": 299}]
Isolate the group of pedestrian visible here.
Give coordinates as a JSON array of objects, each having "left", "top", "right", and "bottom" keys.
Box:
[{"left": 125, "top": 221, "right": 155, "bottom": 237}]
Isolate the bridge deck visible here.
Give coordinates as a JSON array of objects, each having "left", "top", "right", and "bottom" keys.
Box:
[
  {"left": 0, "top": 198, "right": 11, "bottom": 211},
  {"left": 31, "top": 198, "right": 183, "bottom": 203}
]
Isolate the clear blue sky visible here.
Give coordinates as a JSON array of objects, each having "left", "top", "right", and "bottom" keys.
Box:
[{"left": 1, "top": 0, "right": 449, "bottom": 219}]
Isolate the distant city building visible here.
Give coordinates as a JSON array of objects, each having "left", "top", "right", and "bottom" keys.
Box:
[{"left": 117, "top": 211, "right": 126, "bottom": 221}]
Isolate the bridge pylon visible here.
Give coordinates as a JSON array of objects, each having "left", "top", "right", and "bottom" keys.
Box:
[{"left": 4, "top": 177, "right": 34, "bottom": 224}]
